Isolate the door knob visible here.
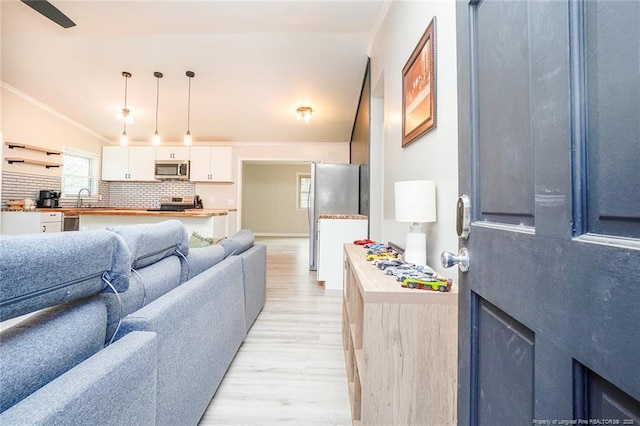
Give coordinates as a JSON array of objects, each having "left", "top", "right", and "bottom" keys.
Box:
[{"left": 441, "top": 247, "right": 470, "bottom": 272}]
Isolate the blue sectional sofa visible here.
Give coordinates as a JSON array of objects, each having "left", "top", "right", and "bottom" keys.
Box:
[{"left": 0, "top": 221, "right": 266, "bottom": 425}]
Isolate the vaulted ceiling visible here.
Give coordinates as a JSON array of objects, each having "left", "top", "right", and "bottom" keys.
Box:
[{"left": 1, "top": 1, "right": 388, "bottom": 144}]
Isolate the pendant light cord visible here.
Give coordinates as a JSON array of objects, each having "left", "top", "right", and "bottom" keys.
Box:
[
  {"left": 187, "top": 77, "right": 191, "bottom": 131},
  {"left": 123, "top": 76, "right": 128, "bottom": 110},
  {"left": 155, "top": 76, "right": 160, "bottom": 133},
  {"left": 121, "top": 71, "right": 131, "bottom": 143}
]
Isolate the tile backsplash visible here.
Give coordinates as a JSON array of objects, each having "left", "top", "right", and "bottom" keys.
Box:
[
  {"left": 1, "top": 171, "right": 195, "bottom": 209},
  {"left": 107, "top": 180, "right": 196, "bottom": 208},
  {"left": 1, "top": 171, "right": 61, "bottom": 207}
]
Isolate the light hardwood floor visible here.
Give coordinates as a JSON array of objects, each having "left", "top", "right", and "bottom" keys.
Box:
[{"left": 199, "top": 237, "right": 352, "bottom": 425}]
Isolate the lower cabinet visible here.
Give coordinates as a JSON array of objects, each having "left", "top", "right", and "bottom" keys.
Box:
[
  {"left": 317, "top": 216, "right": 368, "bottom": 290},
  {"left": 1, "top": 211, "right": 63, "bottom": 235},
  {"left": 342, "top": 243, "right": 458, "bottom": 425}
]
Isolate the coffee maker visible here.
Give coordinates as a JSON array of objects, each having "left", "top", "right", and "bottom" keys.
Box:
[{"left": 37, "top": 190, "right": 60, "bottom": 208}]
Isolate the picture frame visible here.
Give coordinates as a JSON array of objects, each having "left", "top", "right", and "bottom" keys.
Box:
[{"left": 402, "top": 17, "right": 436, "bottom": 147}]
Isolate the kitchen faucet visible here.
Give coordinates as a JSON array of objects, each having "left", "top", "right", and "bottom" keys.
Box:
[{"left": 77, "top": 188, "right": 91, "bottom": 208}]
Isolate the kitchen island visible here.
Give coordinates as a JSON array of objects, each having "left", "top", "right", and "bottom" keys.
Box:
[{"left": 61, "top": 208, "right": 230, "bottom": 239}]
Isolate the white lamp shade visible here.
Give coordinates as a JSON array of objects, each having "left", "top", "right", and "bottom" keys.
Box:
[{"left": 395, "top": 180, "right": 437, "bottom": 223}]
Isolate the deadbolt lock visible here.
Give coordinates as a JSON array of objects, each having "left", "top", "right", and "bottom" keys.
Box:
[{"left": 456, "top": 195, "right": 471, "bottom": 239}]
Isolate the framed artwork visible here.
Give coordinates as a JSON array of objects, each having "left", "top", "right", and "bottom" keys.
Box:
[{"left": 402, "top": 17, "right": 436, "bottom": 147}]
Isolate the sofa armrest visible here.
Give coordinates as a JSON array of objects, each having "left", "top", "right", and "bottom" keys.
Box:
[
  {"left": 237, "top": 244, "right": 267, "bottom": 331},
  {"left": 0, "top": 331, "right": 157, "bottom": 425}
]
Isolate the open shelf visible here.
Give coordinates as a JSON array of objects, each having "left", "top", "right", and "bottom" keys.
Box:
[
  {"left": 5, "top": 157, "right": 62, "bottom": 168},
  {"left": 5, "top": 141, "right": 62, "bottom": 156}
]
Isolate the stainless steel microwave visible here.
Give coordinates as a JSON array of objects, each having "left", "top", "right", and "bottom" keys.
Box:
[{"left": 155, "top": 160, "right": 190, "bottom": 180}]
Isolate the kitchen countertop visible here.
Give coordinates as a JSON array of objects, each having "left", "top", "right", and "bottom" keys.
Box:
[
  {"left": 2, "top": 208, "right": 228, "bottom": 217},
  {"left": 318, "top": 214, "right": 368, "bottom": 220}
]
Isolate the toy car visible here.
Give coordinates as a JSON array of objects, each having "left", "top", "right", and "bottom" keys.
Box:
[
  {"left": 384, "top": 263, "right": 419, "bottom": 276},
  {"left": 375, "top": 259, "right": 404, "bottom": 270},
  {"left": 402, "top": 276, "right": 452, "bottom": 292},
  {"left": 394, "top": 265, "right": 437, "bottom": 281},
  {"left": 366, "top": 252, "right": 398, "bottom": 262},
  {"left": 393, "top": 268, "right": 431, "bottom": 281},
  {"left": 365, "top": 243, "right": 388, "bottom": 254},
  {"left": 354, "top": 239, "right": 375, "bottom": 245}
]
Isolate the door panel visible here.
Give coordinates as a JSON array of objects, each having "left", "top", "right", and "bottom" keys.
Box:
[
  {"left": 475, "top": 295, "right": 535, "bottom": 425},
  {"left": 456, "top": 0, "right": 640, "bottom": 424},
  {"left": 476, "top": 0, "right": 534, "bottom": 226},
  {"left": 584, "top": 1, "right": 640, "bottom": 238},
  {"left": 575, "top": 364, "right": 640, "bottom": 422}
]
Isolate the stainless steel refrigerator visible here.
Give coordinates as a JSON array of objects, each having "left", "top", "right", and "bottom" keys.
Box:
[{"left": 308, "top": 162, "right": 360, "bottom": 270}]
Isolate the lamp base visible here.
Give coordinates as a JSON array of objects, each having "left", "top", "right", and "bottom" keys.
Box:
[{"left": 404, "top": 224, "right": 427, "bottom": 266}]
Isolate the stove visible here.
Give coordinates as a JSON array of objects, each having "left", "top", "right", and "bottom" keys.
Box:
[{"left": 147, "top": 195, "right": 202, "bottom": 212}]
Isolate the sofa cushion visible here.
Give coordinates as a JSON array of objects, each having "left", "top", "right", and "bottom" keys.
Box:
[
  {"left": 0, "top": 295, "right": 108, "bottom": 412},
  {"left": 107, "top": 220, "right": 189, "bottom": 269},
  {"left": 217, "top": 229, "right": 255, "bottom": 257},
  {"left": 103, "top": 256, "right": 183, "bottom": 343},
  {"left": 0, "top": 230, "right": 130, "bottom": 322},
  {"left": 115, "top": 256, "right": 247, "bottom": 426},
  {"left": 182, "top": 244, "right": 226, "bottom": 281},
  {"left": 0, "top": 331, "right": 158, "bottom": 425}
]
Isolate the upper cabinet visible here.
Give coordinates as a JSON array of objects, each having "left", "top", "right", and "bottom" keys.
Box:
[
  {"left": 189, "top": 147, "right": 233, "bottom": 182},
  {"left": 102, "top": 146, "right": 156, "bottom": 181},
  {"left": 156, "top": 147, "right": 190, "bottom": 161},
  {"left": 101, "top": 145, "right": 233, "bottom": 183}
]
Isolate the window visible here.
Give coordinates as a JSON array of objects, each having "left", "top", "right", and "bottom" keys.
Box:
[
  {"left": 297, "top": 173, "right": 311, "bottom": 210},
  {"left": 62, "top": 148, "right": 99, "bottom": 198}
]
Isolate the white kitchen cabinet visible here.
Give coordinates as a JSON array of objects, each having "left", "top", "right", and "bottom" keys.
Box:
[
  {"left": 317, "top": 216, "right": 368, "bottom": 290},
  {"left": 155, "top": 147, "right": 190, "bottom": 161},
  {"left": 1, "top": 211, "right": 62, "bottom": 235},
  {"left": 189, "top": 147, "right": 233, "bottom": 182},
  {"left": 102, "top": 146, "right": 156, "bottom": 181}
]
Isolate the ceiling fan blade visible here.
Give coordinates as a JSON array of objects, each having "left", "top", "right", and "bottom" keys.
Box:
[{"left": 21, "top": 0, "right": 76, "bottom": 28}]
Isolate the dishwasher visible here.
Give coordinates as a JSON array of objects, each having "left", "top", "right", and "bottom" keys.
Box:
[{"left": 63, "top": 214, "right": 80, "bottom": 231}]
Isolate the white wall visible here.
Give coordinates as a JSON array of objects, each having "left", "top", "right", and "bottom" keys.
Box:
[
  {"left": 369, "top": 1, "right": 458, "bottom": 277},
  {"left": 1, "top": 85, "right": 107, "bottom": 177},
  {"left": 242, "top": 162, "right": 311, "bottom": 236},
  {"left": 195, "top": 141, "right": 350, "bottom": 213}
]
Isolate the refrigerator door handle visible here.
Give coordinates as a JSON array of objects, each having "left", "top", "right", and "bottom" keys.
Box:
[{"left": 308, "top": 164, "right": 317, "bottom": 269}]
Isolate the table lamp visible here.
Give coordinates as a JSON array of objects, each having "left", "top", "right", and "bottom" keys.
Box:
[{"left": 394, "top": 180, "right": 437, "bottom": 266}]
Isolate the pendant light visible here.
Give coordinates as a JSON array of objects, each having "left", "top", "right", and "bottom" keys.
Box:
[
  {"left": 184, "top": 71, "right": 195, "bottom": 146},
  {"left": 120, "top": 71, "right": 132, "bottom": 146},
  {"left": 152, "top": 71, "right": 163, "bottom": 146}
]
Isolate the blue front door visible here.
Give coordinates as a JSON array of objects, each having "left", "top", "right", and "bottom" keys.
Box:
[{"left": 455, "top": 0, "right": 640, "bottom": 423}]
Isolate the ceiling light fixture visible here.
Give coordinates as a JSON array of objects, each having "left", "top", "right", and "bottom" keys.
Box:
[
  {"left": 184, "top": 71, "right": 195, "bottom": 146},
  {"left": 296, "top": 106, "right": 313, "bottom": 123},
  {"left": 152, "top": 71, "right": 163, "bottom": 146},
  {"left": 120, "top": 71, "right": 132, "bottom": 146}
]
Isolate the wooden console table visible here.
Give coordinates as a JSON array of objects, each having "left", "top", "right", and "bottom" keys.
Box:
[{"left": 342, "top": 243, "right": 458, "bottom": 425}]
